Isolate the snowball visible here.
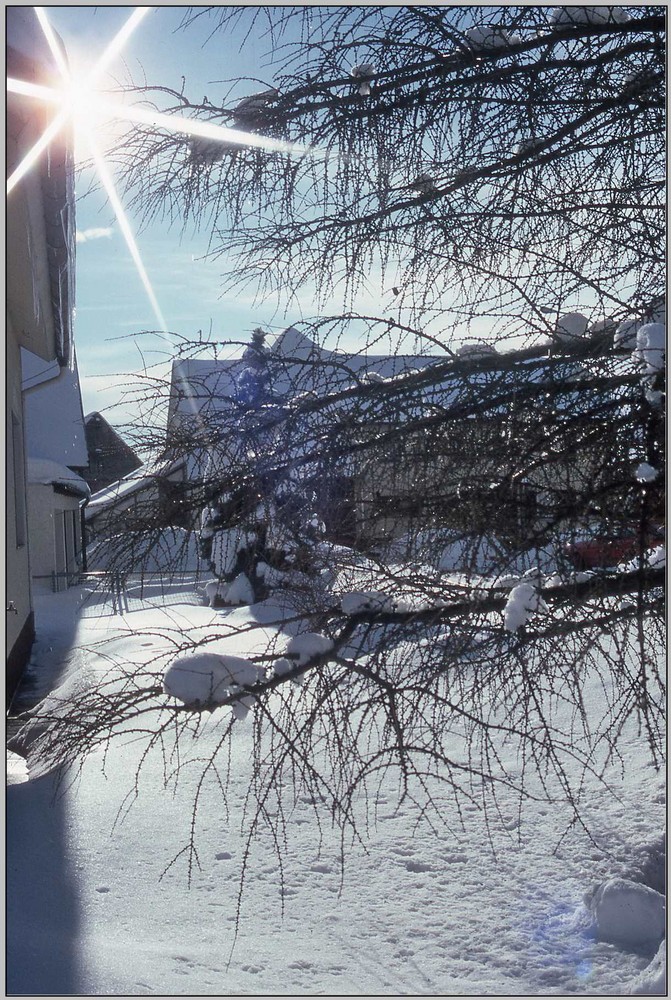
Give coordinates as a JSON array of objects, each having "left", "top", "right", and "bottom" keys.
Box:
[
  {"left": 590, "top": 878, "right": 665, "bottom": 948},
  {"left": 464, "top": 25, "right": 520, "bottom": 50},
  {"left": 554, "top": 312, "right": 588, "bottom": 342},
  {"left": 503, "top": 582, "right": 548, "bottom": 632},
  {"left": 550, "top": 6, "right": 629, "bottom": 26},
  {"left": 635, "top": 462, "right": 659, "bottom": 483},
  {"left": 634, "top": 323, "right": 665, "bottom": 374},
  {"left": 163, "top": 652, "right": 264, "bottom": 708},
  {"left": 629, "top": 939, "right": 666, "bottom": 996},
  {"left": 341, "top": 591, "right": 395, "bottom": 615},
  {"left": 285, "top": 632, "right": 333, "bottom": 666}
]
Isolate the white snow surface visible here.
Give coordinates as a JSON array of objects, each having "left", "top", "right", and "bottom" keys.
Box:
[
  {"left": 26, "top": 458, "right": 90, "bottom": 497},
  {"left": 222, "top": 572, "right": 256, "bottom": 606},
  {"left": 7, "top": 750, "right": 29, "bottom": 785},
  {"left": 629, "top": 940, "right": 666, "bottom": 996},
  {"left": 7, "top": 587, "right": 665, "bottom": 996}
]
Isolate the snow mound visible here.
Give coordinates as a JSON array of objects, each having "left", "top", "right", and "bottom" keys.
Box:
[
  {"left": 341, "top": 591, "right": 396, "bottom": 615},
  {"left": 503, "top": 582, "right": 548, "bottom": 632},
  {"left": 285, "top": 632, "right": 333, "bottom": 666},
  {"left": 589, "top": 878, "right": 665, "bottom": 948},
  {"left": 629, "top": 940, "right": 666, "bottom": 995},
  {"left": 163, "top": 651, "right": 264, "bottom": 710}
]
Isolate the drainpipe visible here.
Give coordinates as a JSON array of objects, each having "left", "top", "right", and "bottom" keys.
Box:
[{"left": 80, "top": 496, "right": 89, "bottom": 573}]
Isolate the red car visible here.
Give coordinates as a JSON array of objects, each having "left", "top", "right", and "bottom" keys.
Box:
[{"left": 564, "top": 528, "right": 663, "bottom": 569}]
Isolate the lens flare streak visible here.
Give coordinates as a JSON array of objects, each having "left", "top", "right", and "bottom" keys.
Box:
[{"left": 86, "top": 132, "right": 168, "bottom": 333}]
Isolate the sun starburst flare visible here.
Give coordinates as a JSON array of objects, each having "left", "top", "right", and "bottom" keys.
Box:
[{"left": 8, "top": 6, "right": 321, "bottom": 341}]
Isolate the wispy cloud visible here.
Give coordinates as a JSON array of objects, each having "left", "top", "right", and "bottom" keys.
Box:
[{"left": 76, "top": 227, "right": 114, "bottom": 243}]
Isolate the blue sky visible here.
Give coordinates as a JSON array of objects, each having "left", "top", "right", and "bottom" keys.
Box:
[{"left": 46, "top": 6, "right": 314, "bottom": 427}]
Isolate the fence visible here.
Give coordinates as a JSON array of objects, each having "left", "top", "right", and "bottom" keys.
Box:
[{"left": 32, "top": 569, "right": 207, "bottom": 614}]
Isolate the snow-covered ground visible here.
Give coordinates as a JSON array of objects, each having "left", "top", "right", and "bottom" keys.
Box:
[{"left": 7, "top": 582, "right": 665, "bottom": 996}]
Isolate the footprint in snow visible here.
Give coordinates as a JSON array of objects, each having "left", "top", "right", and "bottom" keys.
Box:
[
  {"left": 404, "top": 859, "right": 434, "bottom": 873},
  {"left": 214, "top": 851, "right": 233, "bottom": 860},
  {"left": 309, "top": 862, "right": 333, "bottom": 874}
]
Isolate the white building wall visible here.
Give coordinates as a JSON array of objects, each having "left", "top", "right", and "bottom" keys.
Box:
[{"left": 6, "top": 323, "right": 33, "bottom": 655}]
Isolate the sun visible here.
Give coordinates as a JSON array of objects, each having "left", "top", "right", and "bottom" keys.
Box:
[{"left": 7, "top": 6, "right": 317, "bottom": 336}]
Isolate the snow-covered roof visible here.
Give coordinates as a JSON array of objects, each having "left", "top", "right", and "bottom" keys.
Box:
[
  {"left": 26, "top": 458, "right": 90, "bottom": 497},
  {"left": 169, "top": 327, "right": 442, "bottom": 425},
  {"left": 169, "top": 328, "right": 640, "bottom": 432},
  {"left": 86, "top": 455, "right": 186, "bottom": 516},
  {"left": 23, "top": 348, "right": 89, "bottom": 468}
]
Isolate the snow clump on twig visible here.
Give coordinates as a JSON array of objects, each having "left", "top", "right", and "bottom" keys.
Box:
[
  {"left": 633, "top": 323, "right": 665, "bottom": 374},
  {"left": 350, "top": 64, "right": 376, "bottom": 96},
  {"left": 341, "top": 591, "right": 396, "bottom": 615},
  {"left": 503, "top": 582, "right": 548, "bottom": 632},
  {"left": 464, "top": 25, "right": 521, "bottom": 50},
  {"left": 550, "top": 7, "right": 629, "bottom": 26},
  {"left": 635, "top": 462, "right": 658, "bottom": 483},
  {"left": 163, "top": 651, "right": 264, "bottom": 715}
]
